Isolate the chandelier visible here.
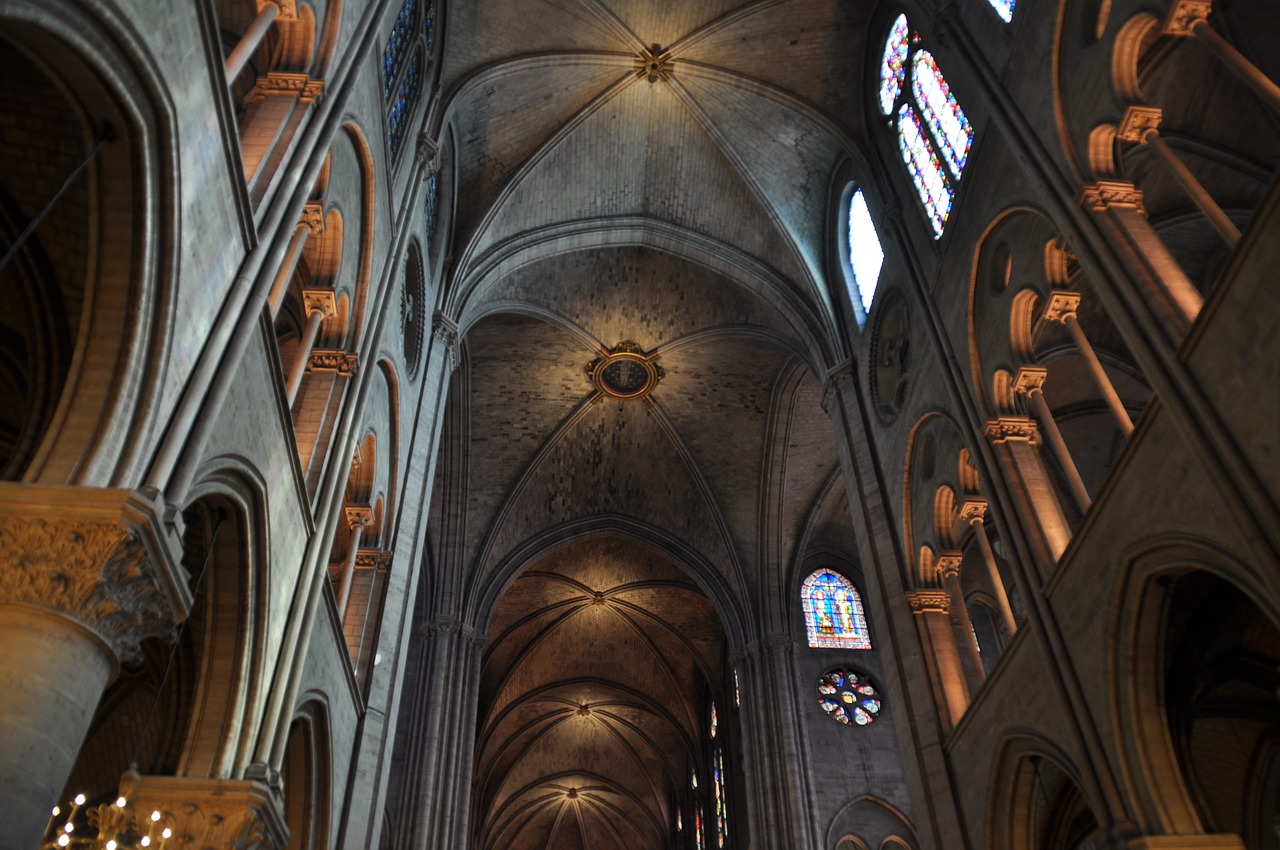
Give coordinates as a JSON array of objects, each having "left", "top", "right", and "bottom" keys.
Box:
[{"left": 41, "top": 770, "right": 173, "bottom": 850}]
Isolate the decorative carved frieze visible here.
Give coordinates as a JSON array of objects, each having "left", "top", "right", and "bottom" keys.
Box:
[
  {"left": 905, "top": 590, "right": 951, "bottom": 614},
  {"left": 1162, "top": 0, "right": 1212, "bottom": 35},
  {"left": 1078, "top": 181, "right": 1147, "bottom": 215},
  {"left": 354, "top": 549, "right": 392, "bottom": 570},
  {"left": 306, "top": 349, "right": 358, "bottom": 375},
  {"left": 635, "top": 44, "right": 675, "bottom": 83},
  {"left": 1117, "top": 106, "right": 1163, "bottom": 143},
  {"left": 1013, "top": 365, "right": 1049, "bottom": 396},
  {"left": 1042, "top": 290, "right": 1082, "bottom": 324},
  {"left": 983, "top": 416, "right": 1041, "bottom": 445},
  {"left": 250, "top": 72, "right": 323, "bottom": 104},
  {"left": 102, "top": 773, "right": 286, "bottom": 850}
]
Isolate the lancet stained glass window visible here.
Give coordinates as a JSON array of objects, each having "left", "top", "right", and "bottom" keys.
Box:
[
  {"left": 382, "top": 0, "right": 435, "bottom": 161},
  {"left": 846, "top": 188, "right": 884, "bottom": 313},
  {"left": 802, "top": 569, "right": 871, "bottom": 649},
  {"left": 878, "top": 14, "right": 972, "bottom": 239},
  {"left": 878, "top": 14, "right": 910, "bottom": 115},
  {"left": 897, "top": 104, "right": 952, "bottom": 238},
  {"left": 713, "top": 748, "right": 728, "bottom": 847},
  {"left": 709, "top": 702, "right": 718, "bottom": 738},
  {"left": 911, "top": 52, "right": 973, "bottom": 178}
]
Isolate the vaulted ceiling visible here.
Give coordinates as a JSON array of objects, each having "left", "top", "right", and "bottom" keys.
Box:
[{"left": 431, "top": 1, "right": 873, "bottom": 848}]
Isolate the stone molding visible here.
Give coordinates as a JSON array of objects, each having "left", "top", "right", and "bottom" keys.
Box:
[
  {"left": 301, "top": 289, "right": 337, "bottom": 318},
  {"left": 1078, "top": 181, "right": 1147, "bottom": 215},
  {"left": 355, "top": 549, "right": 393, "bottom": 570},
  {"left": 421, "top": 616, "right": 484, "bottom": 648},
  {"left": 344, "top": 504, "right": 374, "bottom": 528},
  {"left": 820, "top": 360, "right": 856, "bottom": 415},
  {"left": 0, "top": 485, "right": 188, "bottom": 666},
  {"left": 307, "top": 349, "right": 358, "bottom": 375},
  {"left": 905, "top": 590, "right": 951, "bottom": 614},
  {"left": 101, "top": 772, "right": 287, "bottom": 850},
  {"left": 635, "top": 44, "right": 674, "bottom": 83},
  {"left": 415, "top": 133, "right": 441, "bottom": 174},
  {"left": 984, "top": 416, "right": 1041, "bottom": 446}
]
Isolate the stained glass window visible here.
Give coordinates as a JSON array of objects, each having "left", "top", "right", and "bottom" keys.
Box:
[
  {"left": 817, "top": 669, "right": 882, "bottom": 726},
  {"left": 989, "top": 0, "right": 1015, "bottom": 23},
  {"left": 695, "top": 810, "right": 703, "bottom": 847},
  {"left": 897, "top": 104, "right": 952, "bottom": 239},
  {"left": 802, "top": 569, "right": 871, "bottom": 649},
  {"left": 878, "top": 15, "right": 910, "bottom": 116},
  {"left": 713, "top": 749, "right": 728, "bottom": 847},
  {"left": 846, "top": 189, "right": 884, "bottom": 313},
  {"left": 424, "top": 172, "right": 439, "bottom": 246},
  {"left": 733, "top": 668, "right": 740, "bottom": 708},
  {"left": 709, "top": 702, "right": 718, "bottom": 738},
  {"left": 691, "top": 768, "right": 698, "bottom": 790},
  {"left": 911, "top": 52, "right": 972, "bottom": 179},
  {"left": 382, "top": 0, "right": 418, "bottom": 100},
  {"left": 387, "top": 50, "right": 423, "bottom": 159}
]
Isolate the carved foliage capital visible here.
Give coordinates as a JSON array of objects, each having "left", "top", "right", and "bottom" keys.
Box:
[
  {"left": 1162, "top": 0, "right": 1212, "bottom": 34},
  {"left": 935, "top": 552, "right": 964, "bottom": 581},
  {"left": 0, "top": 516, "right": 176, "bottom": 662},
  {"left": 432, "top": 312, "right": 460, "bottom": 372},
  {"left": 344, "top": 504, "right": 374, "bottom": 529},
  {"left": 110, "top": 774, "right": 286, "bottom": 850},
  {"left": 1078, "top": 181, "right": 1146, "bottom": 215},
  {"left": 1117, "top": 106, "right": 1163, "bottom": 143},
  {"left": 307, "top": 349, "right": 358, "bottom": 375},
  {"left": 958, "top": 497, "right": 989, "bottom": 524},
  {"left": 415, "top": 133, "right": 441, "bottom": 174},
  {"left": 302, "top": 289, "right": 337, "bottom": 318},
  {"left": 299, "top": 203, "right": 325, "bottom": 236},
  {"left": 984, "top": 416, "right": 1041, "bottom": 445},
  {"left": 1043, "top": 290, "right": 1082, "bottom": 323},
  {"left": 905, "top": 590, "right": 951, "bottom": 614},
  {"left": 1013, "top": 365, "right": 1048, "bottom": 396}
]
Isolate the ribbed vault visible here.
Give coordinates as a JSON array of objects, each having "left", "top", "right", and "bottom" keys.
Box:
[{"left": 475, "top": 537, "right": 727, "bottom": 850}]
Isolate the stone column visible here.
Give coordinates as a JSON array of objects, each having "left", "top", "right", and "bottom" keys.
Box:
[
  {"left": 335, "top": 504, "right": 372, "bottom": 617},
  {"left": 396, "top": 618, "right": 485, "bottom": 850},
  {"left": 224, "top": 2, "right": 292, "bottom": 81},
  {"left": 268, "top": 204, "right": 324, "bottom": 318},
  {"left": 1014, "top": 366, "right": 1092, "bottom": 513},
  {"left": 1117, "top": 107, "right": 1241, "bottom": 247},
  {"left": 905, "top": 590, "right": 970, "bottom": 731},
  {"left": 959, "top": 499, "right": 1018, "bottom": 635},
  {"left": 1077, "top": 181, "right": 1204, "bottom": 333},
  {"left": 0, "top": 486, "right": 186, "bottom": 850},
  {"left": 937, "top": 552, "right": 985, "bottom": 689},
  {"left": 983, "top": 417, "right": 1073, "bottom": 565},
  {"left": 1042, "top": 291, "right": 1135, "bottom": 436},
  {"left": 734, "top": 636, "right": 820, "bottom": 850},
  {"left": 1162, "top": 0, "right": 1280, "bottom": 112},
  {"left": 285, "top": 289, "right": 336, "bottom": 406}
]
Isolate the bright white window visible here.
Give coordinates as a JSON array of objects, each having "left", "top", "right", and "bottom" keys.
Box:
[{"left": 846, "top": 189, "right": 884, "bottom": 314}]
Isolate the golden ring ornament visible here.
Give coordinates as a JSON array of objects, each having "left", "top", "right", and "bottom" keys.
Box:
[{"left": 586, "top": 341, "right": 665, "bottom": 400}]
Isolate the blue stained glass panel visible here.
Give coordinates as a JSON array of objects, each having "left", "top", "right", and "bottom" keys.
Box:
[
  {"left": 897, "top": 104, "right": 952, "bottom": 239},
  {"left": 878, "top": 14, "right": 911, "bottom": 115},
  {"left": 801, "top": 569, "right": 871, "bottom": 649},
  {"left": 382, "top": 0, "right": 418, "bottom": 100},
  {"left": 911, "top": 51, "right": 973, "bottom": 179}
]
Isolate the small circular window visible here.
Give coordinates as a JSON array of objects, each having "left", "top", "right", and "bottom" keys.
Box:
[{"left": 817, "top": 669, "right": 882, "bottom": 726}]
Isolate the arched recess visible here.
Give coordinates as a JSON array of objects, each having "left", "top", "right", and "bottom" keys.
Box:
[
  {"left": 826, "top": 795, "right": 918, "bottom": 850},
  {"left": 61, "top": 477, "right": 267, "bottom": 800},
  {"left": 283, "top": 696, "right": 333, "bottom": 850},
  {"left": 1114, "top": 538, "right": 1280, "bottom": 841},
  {"left": 989, "top": 736, "right": 1104, "bottom": 850},
  {"left": 0, "top": 6, "right": 175, "bottom": 486}
]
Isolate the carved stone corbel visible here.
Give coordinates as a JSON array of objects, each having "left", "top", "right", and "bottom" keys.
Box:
[
  {"left": 983, "top": 416, "right": 1042, "bottom": 446},
  {"left": 432, "top": 312, "right": 460, "bottom": 373},
  {"left": 105, "top": 773, "right": 287, "bottom": 850},
  {"left": 905, "top": 589, "right": 951, "bottom": 614}
]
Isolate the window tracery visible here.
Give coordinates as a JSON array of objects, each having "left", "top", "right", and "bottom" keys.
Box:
[
  {"left": 802, "top": 569, "right": 871, "bottom": 649},
  {"left": 879, "top": 15, "right": 973, "bottom": 239},
  {"left": 817, "top": 669, "right": 883, "bottom": 726}
]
